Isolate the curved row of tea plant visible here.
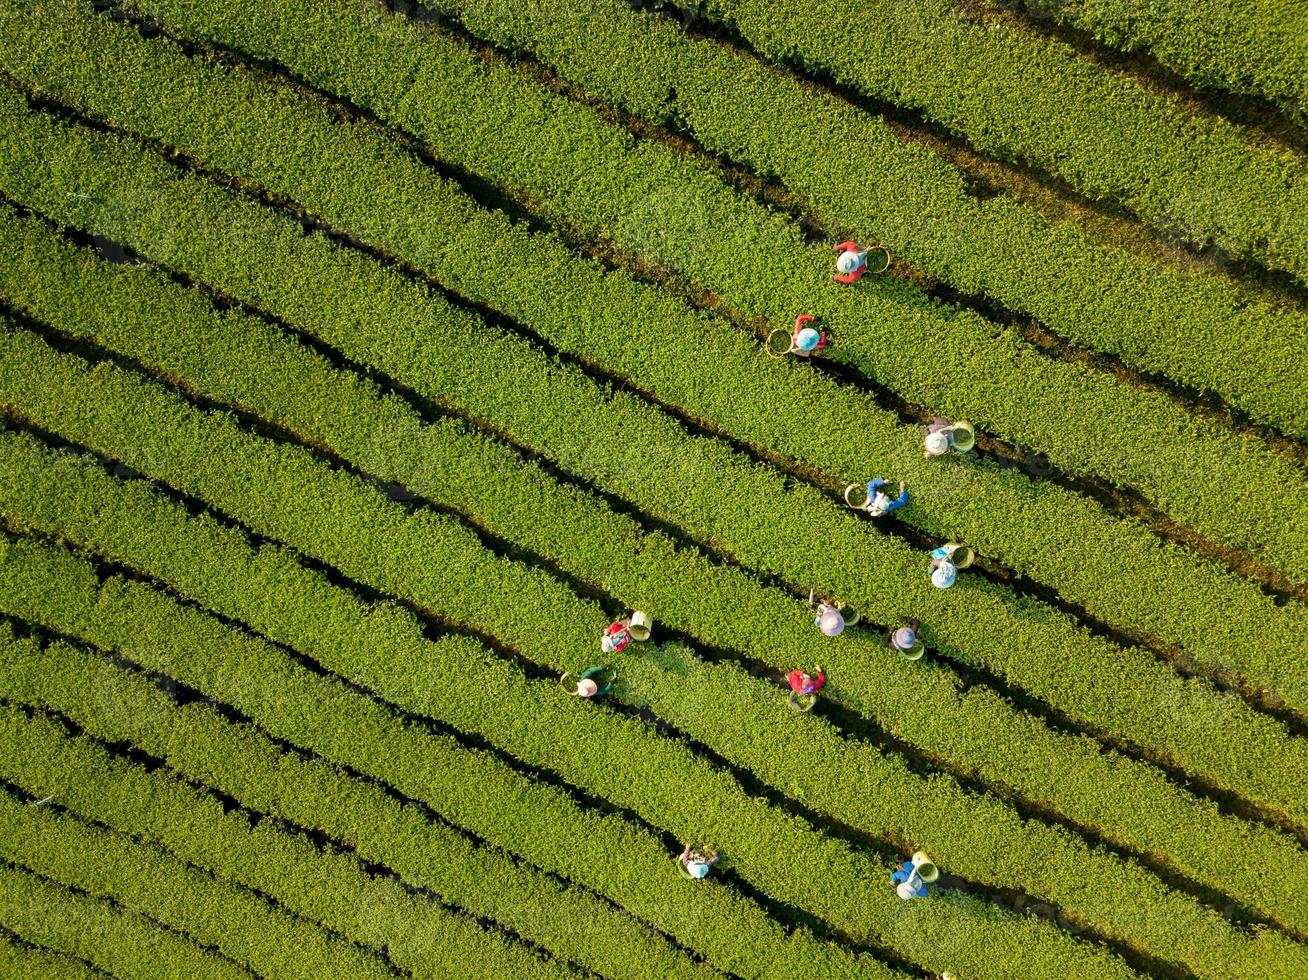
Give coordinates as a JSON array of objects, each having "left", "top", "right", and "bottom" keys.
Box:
[
  {"left": 694, "top": 0, "right": 1308, "bottom": 284},
  {"left": 2, "top": 34, "right": 1304, "bottom": 734},
  {"left": 5, "top": 116, "right": 1306, "bottom": 834},
  {"left": 0, "top": 514, "right": 1097, "bottom": 980},
  {"left": 70, "top": 0, "right": 1308, "bottom": 578},
  {"left": 1, "top": 326, "right": 1302, "bottom": 979},
  {"left": 0, "top": 623, "right": 720, "bottom": 980},
  {"left": 0, "top": 765, "right": 414, "bottom": 980},
  {"left": 0, "top": 397, "right": 1153, "bottom": 980},
  {"left": 1015, "top": 0, "right": 1308, "bottom": 123},
  {"left": 7, "top": 140, "right": 1306, "bottom": 838},
  {"left": 7, "top": 202, "right": 1308, "bottom": 936},
  {"left": 0, "top": 930, "right": 102, "bottom": 980},
  {"left": 0, "top": 860, "right": 249, "bottom": 980},
  {"left": 423, "top": 0, "right": 1308, "bottom": 439},
  {"left": 0, "top": 539, "right": 861, "bottom": 980},
  {"left": 0, "top": 691, "right": 714, "bottom": 980}
]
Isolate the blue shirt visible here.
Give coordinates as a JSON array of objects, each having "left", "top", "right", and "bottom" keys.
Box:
[
  {"left": 867, "top": 478, "right": 908, "bottom": 514},
  {"left": 891, "top": 861, "right": 928, "bottom": 897}
]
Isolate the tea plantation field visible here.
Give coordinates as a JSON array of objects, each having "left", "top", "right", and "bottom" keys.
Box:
[{"left": 0, "top": 0, "right": 1305, "bottom": 976}]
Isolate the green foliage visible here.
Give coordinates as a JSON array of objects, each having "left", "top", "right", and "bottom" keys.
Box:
[
  {"left": 0, "top": 778, "right": 402, "bottom": 980},
  {"left": 6, "top": 0, "right": 1305, "bottom": 579},
  {"left": 427, "top": 0, "right": 1308, "bottom": 439},
  {"left": 0, "top": 326, "right": 1303, "bottom": 976},
  {"left": 0, "top": 667, "right": 718, "bottom": 980},
  {"left": 0, "top": 19, "right": 1303, "bottom": 769},
  {"left": 0, "top": 861, "right": 251, "bottom": 980},
  {"left": 700, "top": 0, "right": 1308, "bottom": 284},
  {"left": 1019, "top": 0, "right": 1308, "bottom": 123},
  {"left": 0, "top": 2, "right": 1304, "bottom": 977},
  {"left": 5, "top": 117, "right": 1307, "bottom": 838},
  {"left": 0, "top": 544, "right": 924, "bottom": 980},
  {"left": 0, "top": 445, "right": 1137, "bottom": 979},
  {"left": 106, "top": 0, "right": 1308, "bottom": 572},
  {"left": 4, "top": 201, "right": 1308, "bottom": 939},
  {"left": 0, "top": 929, "right": 105, "bottom": 980}
]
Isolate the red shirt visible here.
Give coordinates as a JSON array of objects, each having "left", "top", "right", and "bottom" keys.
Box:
[
  {"left": 833, "top": 241, "right": 867, "bottom": 284},
  {"left": 787, "top": 670, "right": 826, "bottom": 695}
]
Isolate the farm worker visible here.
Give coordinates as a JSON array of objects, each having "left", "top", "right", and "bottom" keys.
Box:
[
  {"left": 889, "top": 622, "right": 920, "bottom": 655},
  {"left": 601, "top": 620, "right": 632, "bottom": 654},
  {"left": 786, "top": 668, "right": 826, "bottom": 697},
  {"left": 865, "top": 478, "right": 908, "bottom": 517},
  {"left": 791, "top": 313, "right": 827, "bottom": 357},
  {"left": 563, "top": 666, "right": 616, "bottom": 699},
  {"left": 924, "top": 417, "right": 953, "bottom": 459},
  {"left": 814, "top": 603, "right": 845, "bottom": 637},
  {"left": 678, "top": 844, "right": 720, "bottom": 879},
  {"left": 892, "top": 860, "right": 929, "bottom": 900},
  {"left": 833, "top": 241, "right": 869, "bottom": 283}
]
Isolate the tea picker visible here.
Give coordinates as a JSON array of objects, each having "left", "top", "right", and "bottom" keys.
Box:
[
  {"left": 892, "top": 851, "right": 940, "bottom": 900},
  {"left": 929, "top": 560, "right": 957, "bottom": 590},
  {"left": 785, "top": 666, "right": 826, "bottom": 711},
  {"left": 832, "top": 240, "right": 891, "bottom": 284},
  {"left": 889, "top": 621, "right": 925, "bottom": 661},
  {"left": 844, "top": 477, "right": 908, "bottom": 518},
  {"left": 560, "top": 666, "right": 618, "bottom": 699},
  {"left": 601, "top": 620, "right": 633, "bottom": 654},
  {"left": 923, "top": 417, "right": 976, "bottom": 459},
  {"left": 929, "top": 543, "right": 973, "bottom": 590},
  {"left": 677, "top": 844, "right": 720, "bottom": 880},
  {"left": 600, "top": 610, "right": 654, "bottom": 654},
  {"left": 816, "top": 603, "right": 845, "bottom": 637},
  {"left": 809, "top": 588, "right": 861, "bottom": 637},
  {"left": 767, "top": 313, "right": 827, "bottom": 359}
]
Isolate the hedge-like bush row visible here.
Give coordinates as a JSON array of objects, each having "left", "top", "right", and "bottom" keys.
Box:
[
  {"left": 0, "top": 860, "right": 249, "bottom": 980},
  {"left": 64, "top": 0, "right": 1308, "bottom": 575},
  {"left": 0, "top": 765, "right": 409, "bottom": 980},
  {"left": 4, "top": 115, "right": 1305, "bottom": 837},
  {"left": 0, "top": 930, "right": 102, "bottom": 980},
  {"left": 6, "top": 202, "right": 1308, "bottom": 936},
  {"left": 697, "top": 0, "right": 1308, "bottom": 284},
  {"left": 0, "top": 332, "right": 1300, "bottom": 979},
  {"left": 6, "top": 56, "right": 1308, "bottom": 801},
  {"left": 3, "top": 196, "right": 1306, "bottom": 833},
  {"left": 0, "top": 646, "right": 863, "bottom": 978},
  {"left": 0, "top": 536, "right": 987, "bottom": 980},
  {"left": 3, "top": 11, "right": 1304, "bottom": 706},
  {"left": 1017, "top": 0, "right": 1308, "bottom": 124},
  {"left": 0, "top": 470, "right": 1139, "bottom": 980},
  {"left": 0, "top": 668, "right": 588, "bottom": 980},
  {"left": 424, "top": 0, "right": 1308, "bottom": 439},
  {"left": 0, "top": 644, "right": 718, "bottom": 980}
]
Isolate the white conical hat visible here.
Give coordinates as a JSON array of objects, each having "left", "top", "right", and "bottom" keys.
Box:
[
  {"left": 931, "top": 563, "right": 957, "bottom": 589},
  {"left": 836, "top": 250, "right": 863, "bottom": 274},
  {"left": 818, "top": 608, "right": 845, "bottom": 637}
]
